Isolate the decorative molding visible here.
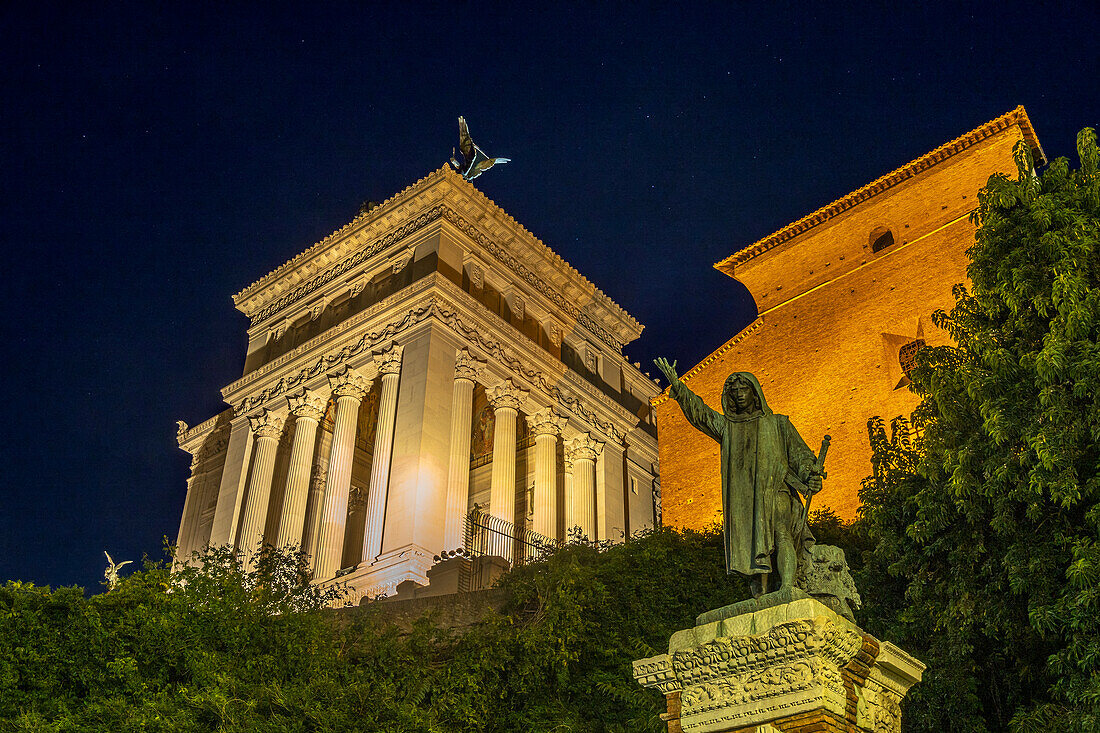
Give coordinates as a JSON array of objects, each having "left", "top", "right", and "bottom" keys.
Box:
[
  {"left": 468, "top": 262, "right": 483, "bottom": 289},
  {"left": 566, "top": 433, "right": 603, "bottom": 462},
  {"left": 328, "top": 366, "right": 371, "bottom": 401},
  {"left": 391, "top": 245, "right": 415, "bottom": 273},
  {"left": 488, "top": 378, "right": 528, "bottom": 412},
  {"left": 286, "top": 388, "right": 326, "bottom": 421},
  {"left": 248, "top": 409, "right": 285, "bottom": 439},
  {"left": 455, "top": 348, "right": 486, "bottom": 382},
  {"left": 549, "top": 323, "right": 562, "bottom": 346},
  {"left": 529, "top": 407, "right": 567, "bottom": 437}
]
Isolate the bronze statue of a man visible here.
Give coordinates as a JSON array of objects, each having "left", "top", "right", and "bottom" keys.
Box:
[{"left": 655, "top": 358, "right": 822, "bottom": 597}]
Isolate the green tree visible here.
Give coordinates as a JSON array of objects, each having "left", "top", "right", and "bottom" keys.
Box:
[{"left": 858, "top": 129, "right": 1100, "bottom": 731}]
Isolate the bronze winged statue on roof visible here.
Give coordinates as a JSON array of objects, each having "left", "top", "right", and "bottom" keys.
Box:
[{"left": 450, "top": 116, "right": 510, "bottom": 181}]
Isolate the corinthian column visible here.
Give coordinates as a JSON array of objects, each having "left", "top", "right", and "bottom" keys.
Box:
[
  {"left": 488, "top": 379, "right": 528, "bottom": 526},
  {"left": 566, "top": 433, "right": 602, "bottom": 541},
  {"left": 563, "top": 453, "right": 576, "bottom": 539},
  {"left": 443, "top": 349, "right": 485, "bottom": 550},
  {"left": 238, "top": 409, "right": 285, "bottom": 568},
  {"left": 275, "top": 388, "right": 326, "bottom": 550},
  {"left": 530, "top": 407, "right": 566, "bottom": 541},
  {"left": 313, "top": 367, "right": 371, "bottom": 581},
  {"left": 362, "top": 344, "right": 403, "bottom": 563}
]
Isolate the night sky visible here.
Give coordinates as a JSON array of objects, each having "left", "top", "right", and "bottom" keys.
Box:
[{"left": 2, "top": 3, "right": 1096, "bottom": 590}]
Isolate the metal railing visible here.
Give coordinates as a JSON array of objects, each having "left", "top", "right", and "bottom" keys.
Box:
[{"left": 464, "top": 504, "right": 555, "bottom": 566}]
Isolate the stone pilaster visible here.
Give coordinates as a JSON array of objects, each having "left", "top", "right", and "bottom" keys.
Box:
[
  {"left": 633, "top": 598, "right": 925, "bottom": 733},
  {"left": 238, "top": 409, "right": 285, "bottom": 568},
  {"left": 209, "top": 415, "right": 254, "bottom": 547},
  {"left": 563, "top": 452, "right": 576, "bottom": 538},
  {"left": 529, "top": 407, "right": 566, "bottom": 541},
  {"left": 276, "top": 388, "right": 326, "bottom": 550},
  {"left": 314, "top": 367, "right": 371, "bottom": 581},
  {"left": 487, "top": 378, "right": 529, "bottom": 536},
  {"left": 598, "top": 435, "right": 627, "bottom": 541},
  {"left": 566, "top": 433, "right": 602, "bottom": 541},
  {"left": 444, "top": 348, "right": 484, "bottom": 550},
  {"left": 362, "top": 344, "right": 403, "bottom": 563}
]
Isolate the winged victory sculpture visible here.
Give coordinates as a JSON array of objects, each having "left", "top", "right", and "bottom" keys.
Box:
[
  {"left": 450, "top": 116, "right": 510, "bottom": 181},
  {"left": 103, "top": 551, "right": 132, "bottom": 590}
]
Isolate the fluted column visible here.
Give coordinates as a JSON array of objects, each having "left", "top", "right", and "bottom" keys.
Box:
[
  {"left": 444, "top": 349, "right": 485, "bottom": 550},
  {"left": 238, "top": 409, "right": 285, "bottom": 568},
  {"left": 563, "top": 453, "right": 576, "bottom": 539},
  {"left": 275, "top": 388, "right": 326, "bottom": 550},
  {"left": 488, "top": 379, "right": 528, "bottom": 562},
  {"left": 566, "top": 433, "right": 602, "bottom": 541},
  {"left": 362, "top": 344, "right": 403, "bottom": 563},
  {"left": 530, "top": 407, "right": 566, "bottom": 541},
  {"left": 314, "top": 367, "right": 372, "bottom": 581}
]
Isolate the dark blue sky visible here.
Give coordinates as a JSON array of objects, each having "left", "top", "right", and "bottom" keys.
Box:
[{"left": 1, "top": 2, "right": 1096, "bottom": 590}]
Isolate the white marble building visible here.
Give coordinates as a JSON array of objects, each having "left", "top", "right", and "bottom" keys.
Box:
[{"left": 174, "top": 166, "right": 661, "bottom": 600}]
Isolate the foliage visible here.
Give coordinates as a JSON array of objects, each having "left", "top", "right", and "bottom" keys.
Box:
[
  {"left": 0, "top": 528, "right": 746, "bottom": 731},
  {"left": 857, "top": 129, "right": 1100, "bottom": 731}
]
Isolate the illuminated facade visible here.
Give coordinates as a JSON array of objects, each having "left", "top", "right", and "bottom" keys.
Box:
[
  {"left": 174, "top": 166, "right": 660, "bottom": 601},
  {"left": 655, "top": 107, "right": 1045, "bottom": 526}
]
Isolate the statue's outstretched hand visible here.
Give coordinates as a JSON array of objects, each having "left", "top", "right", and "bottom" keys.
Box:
[{"left": 654, "top": 357, "right": 679, "bottom": 386}]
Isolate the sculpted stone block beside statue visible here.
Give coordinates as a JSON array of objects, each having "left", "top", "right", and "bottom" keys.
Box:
[{"left": 639, "top": 359, "right": 922, "bottom": 732}]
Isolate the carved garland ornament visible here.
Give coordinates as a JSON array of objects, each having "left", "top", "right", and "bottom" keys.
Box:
[{"left": 234, "top": 295, "right": 627, "bottom": 444}]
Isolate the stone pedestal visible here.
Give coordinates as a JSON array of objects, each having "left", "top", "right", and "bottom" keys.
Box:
[{"left": 634, "top": 598, "right": 924, "bottom": 733}]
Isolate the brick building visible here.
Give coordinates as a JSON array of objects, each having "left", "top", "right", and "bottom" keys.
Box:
[{"left": 654, "top": 107, "right": 1045, "bottom": 525}]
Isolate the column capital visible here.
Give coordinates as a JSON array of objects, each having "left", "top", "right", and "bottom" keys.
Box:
[
  {"left": 488, "top": 378, "right": 529, "bottom": 412},
  {"left": 530, "top": 406, "right": 567, "bottom": 437},
  {"left": 374, "top": 343, "right": 404, "bottom": 376},
  {"left": 566, "top": 433, "right": 603, "bottom": 462},
  {"left": 328, "top": 366, "right": 372, "bottom": 400},
  {"left": 248, "top": 409, "right": 285, "bottom": 439},
  {"left": 287, "top": 388, "right": 326, "bottom": 420},
  {"left": 455, "top": 348, "right": 486, "bottom": 382}
]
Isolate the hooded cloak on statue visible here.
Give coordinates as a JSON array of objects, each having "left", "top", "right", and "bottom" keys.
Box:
[{"left": 669, "top": 372, "right": 817, "bottom": 577}]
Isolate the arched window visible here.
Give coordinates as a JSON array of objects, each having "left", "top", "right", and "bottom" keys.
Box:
[{"left": 870, "top": 226, "right": 895, "bottom": 253}]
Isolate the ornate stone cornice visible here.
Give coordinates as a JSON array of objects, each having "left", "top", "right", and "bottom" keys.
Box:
[
  {"left": 488, "top": 378, "right": 528, "bottom": 412},
  {"left": 328, "top": 366, "right": 371, "bottom": 401},
  {"left": 530, "top": 407, "right": 567, "bottom": 437},
  {"left": 373, "top": 343, "right": 403, "bottom": 376},
  {"left": 455, "top": 348, "right": 486, "bottom": 382},
  {"left": 286, "top": 388, "right": 326, "bottom": 421},
  {"left": 227, "top": 278, "right": 639, "bottom": 443},
  {"left": 566, "top": 433, "right": 603, "bottom": 462},
  {"left": 248, "top": 409, "right": 285, "bottom": 439},
  {"left": 236, "top": 171, "right": 639, "bottom": 349}
]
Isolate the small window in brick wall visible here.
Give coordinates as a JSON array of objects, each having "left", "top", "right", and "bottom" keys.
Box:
[
  {"left": 898, "top": 339, "right": 927, "bottom": 379},
  {"left": 870, "top": 227, "right": 895, "bottom": 253}
]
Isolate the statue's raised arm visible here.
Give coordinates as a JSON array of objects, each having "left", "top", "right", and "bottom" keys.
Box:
[{"left": 654, "top": 357, "right": 679, "bottom": 387}]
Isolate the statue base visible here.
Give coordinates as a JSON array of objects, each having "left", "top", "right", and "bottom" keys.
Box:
[{"left": 633, "top": 598, "right": 924, "bottom": 733}]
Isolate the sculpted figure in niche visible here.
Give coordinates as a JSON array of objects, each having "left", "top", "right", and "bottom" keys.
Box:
[{"left": 654, "top": 358, "right": 825, "bottom": 599}]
